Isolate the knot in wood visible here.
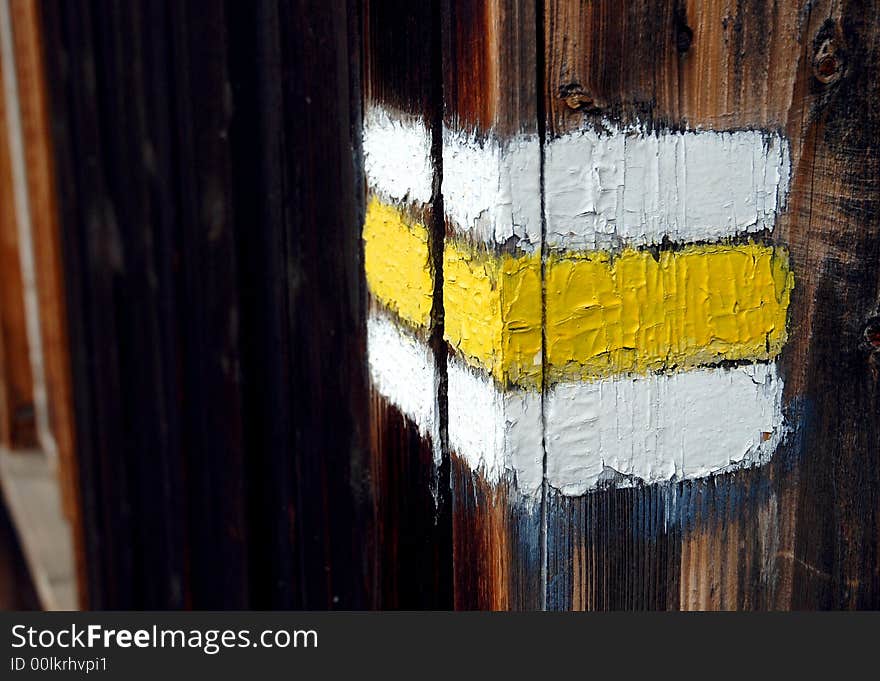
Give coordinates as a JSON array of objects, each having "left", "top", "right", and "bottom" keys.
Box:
[
  {"left": 675, "top": 22, "right": 693, "bottom": 54},
  {"left": 813, "top": 38, "right": 843, "bottom": 85},
  {"left": 560, "top": 83, "right": 593, "bottom": 111},
  {"left": 559, "top": 84, "right": 602, "bottom": 112}
]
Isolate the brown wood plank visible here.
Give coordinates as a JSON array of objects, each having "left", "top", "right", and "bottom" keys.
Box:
[
  {"left": 441, "top": 0, "right": 543, "bottom": 610},
  {"left": 542, "top": 0, "right": 880, "bottom": 609},
  {"left": 7, "top": 0, "right": 86, "bottom": 607},
  {"left": 0, "top": 40, "right": 34, "bottom": 450},
  {"left": 363, "top": 0, "right": 453, "bottom": 609}
]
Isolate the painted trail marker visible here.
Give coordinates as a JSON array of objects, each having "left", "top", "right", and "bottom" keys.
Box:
[{"left": 364, "top": 104, "right": 793, "bottom": 498}]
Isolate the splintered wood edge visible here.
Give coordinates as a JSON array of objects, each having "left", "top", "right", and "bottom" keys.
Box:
[{"left": 0, "top": 447, "right": 78, "bottom": 610}]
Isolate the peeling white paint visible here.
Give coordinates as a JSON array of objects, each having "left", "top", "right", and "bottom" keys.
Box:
[
  {"left": 366, "top": 314, "right": 544, "bottom": 495},
  {"left": 441, "top": 127, "right": 542, "bottom": 250},
  {"left": 363, "top": 105, "right": 433, "bottom": 207},
  {"left": 363, "top": 105, "right": 793, "bottom": 498},
  {"left": 362, "top": 106, "right": 542, "bottom": 249},
  {"left": 447, "top": 359, "right": 543, "bottom": 496},
  {"left": 364, "top": 105, "right": 790, "bottom": 253},
  {"left": 366, "top": 312, "right": 436, "bottom": 438},
  {"left": 544, "top": 125, "right": 791, "bottom": 251},
  {"left": 368, "top": 307, "right": 785, "bottom": 497},
  {"left": 544, "top": 363, "right": 786, "bottom": 496}
]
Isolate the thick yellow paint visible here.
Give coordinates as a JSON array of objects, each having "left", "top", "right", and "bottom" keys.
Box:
[
  {"left": 363, "top": 196, "right": 433, "bottom": 328},
  {"left": 364, "top": 199, "right": 794, "bottom": 386},
  {"left": 545, "top": 245, "right": 793, "bottom": 381},
  {"left": 443, "top": 243, "right": 543, "bottom": 385}
]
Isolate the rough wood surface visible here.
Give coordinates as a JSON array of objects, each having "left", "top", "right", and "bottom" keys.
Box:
[
  {"left": 543, "top": 0, "right": 880, "bottom": 609},
  {"left": 7, "top": 0, "right": 85, "bottom": 605},
  {"left": 42, "top": 0, "right": 370, "bottom": 609},
  {"left": 0, "top": 42, "right": 34, "bottom": 450},
  {"left": 30, "top": 0, "right": 880, "bottom": 610},
  {"left": 442, "top": 0, "right": 537, "bottom": 136},
  {"left": 364, "top": 0, "right": 453, "bottom": 609},
  {"left": 441, "top": 0, "right": 542, "bottom": 610}
]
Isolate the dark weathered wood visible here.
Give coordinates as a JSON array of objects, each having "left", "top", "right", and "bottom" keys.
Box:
[
  {"left": 442, "top": 0, "right": 538, "bottom": 136},
  {"left": 224, "top": 0, "right": 296, "bottom": 610},
  {"left": 31, "top": 0, "right": 880, "bottom": 611},
  {"left": 441, "top": 0, "right": 542, "bottom": 610},
  {"left": 42, "top": 0, "right": 372, "bottom": 609},
  {"left": 278, "top": 0, "right": 372, "bottom": 609},
  {"left": 543, "top": 0, "right": 880, "bottom": 610},
  {"left": 8, "top": 0, "right": 86, "bottom": 605},
  {"left": 364, "top": 0, "right": 453, "bottom": 609},
  {"left": 778, "top": 0, "right": 880, "bottom": 609},
  {"left": 0, "top": 43, "right": 35, "bottom": 450}
]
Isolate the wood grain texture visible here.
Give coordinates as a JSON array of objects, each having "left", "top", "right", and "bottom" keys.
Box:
[
  {"left": 543, "top": 0, "right": 880, "bottom": 610},
  {"left": 42, "top": 0, "right": 371, "bottom": 609},
  {"left": 442, "top": 0, "right": 537, "bottom": 136},
  {"left": 364, "top": 0, "right": 453, "bottom": 609},
  {"left": 0, "top": 43, "right": 35, "bottom": 450},
  {"left": 441, "top": 0, "right": 543, "bottom": 610},
  {"left": 544, "top": 0, "right": 802, "bottom": 134},
  {"left": 452, "top": 455, "right": 542, "bottom": 609},
  {"left": 30, "top": 0, "right": 880, "bottom": 610},
  {"left": 279, "top": 0, "right": 372, "bottom": 608},
  {"left": 8, "top": 0, "right": 85, "bottom": 605}
]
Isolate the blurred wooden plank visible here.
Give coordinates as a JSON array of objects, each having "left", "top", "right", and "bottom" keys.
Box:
[
  {"left": 4, "top": 0, "right": 86, "bottom": 608},
  {"left": 0, "top": 17, "right": 34, "bottom": 450},
  {"left": 274, "top": 0, "right": 373, "bottom": 609},
  {"left": 42, "top": 0, "right": 375, "bottom": 609}
]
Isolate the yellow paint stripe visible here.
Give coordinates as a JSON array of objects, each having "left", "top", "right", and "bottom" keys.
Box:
[
  {"left": 364, "top": 199, "right": 794, "bottom": 386},
  {"left": 544, "top": 245, "right": 792, "bottom": 381},
  {"left": 443, "top": 243, "right": 543, "bottom": 385},
  {"left": 363, "top": 196, "right": 433, "bottom": 328}
]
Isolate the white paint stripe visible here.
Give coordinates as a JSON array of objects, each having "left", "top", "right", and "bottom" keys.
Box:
[
  {"left": 544, "top": 126, "right": 791, "bottom": 251},
  {"left": 447, "top": 358, "right": 543, "bottom": 496},
  {"left": 363, "top": 105, "right": 790, "bottom": 252},
  {"left": 367, "top": 312, "right": 436, "bottom": 438},
  {"left": 441, "top": 127, "right": 542, "bottom": 250},
  {"left": 363, "top": 107, "right": 541, "bottom": 248},
  {"left": 369, "top": 309, "right": 785, "bottom": 497},
  {"left": 545, "top": 363, "right": 785, "bottom": 496},
  {"left": 363, "top": 105, "right": 433, "bottom": 207}
]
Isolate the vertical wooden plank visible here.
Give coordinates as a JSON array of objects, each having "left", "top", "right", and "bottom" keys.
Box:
[
  {"left": 542, "top": 0, "right": 880, "bottom": 609},
  {"left": 779, "top": 0, "right": 880, "bottom": 609},
  {"left": 40, "top": 0, "right": 256, "bottom": 608},
  {"left": 41, "top": 0, "right": 373, "bottom": 609},
  {"left": 41, "top": 0, "right": 125, "bottom": 607},
  {"left": 167, "top": 0, "right": 250, "bottom": 608},
  {"left": 0, "top": 39, "right": 34, "bottom": 450},
  {"left": 440, "top": 0, "right": 543, "bottom": 610},
  {"left": 223, "top": 0, "right": 298, "bottom": 610},
  {"left": 278, "top": 0, "right": 372, "bottom": 609},
  {"left": 363, "top": 0, "right": 452, "bottom": 608},
  {"left": 6, "top": 0, "right": 85, "bottom": 605}
]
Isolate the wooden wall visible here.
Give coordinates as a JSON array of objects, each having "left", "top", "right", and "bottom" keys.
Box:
[
  {"left": 542, "top": 0, "right": 880, "bottom": 611},
  {"left": 22, "top": 0, "right": 880, "bottom": 609},
  {"left": 41, "top": 0, "right": 371, "bottom": 609},
  {"left": 361, "top": 0, "right": 880, "bottom": 610}
]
